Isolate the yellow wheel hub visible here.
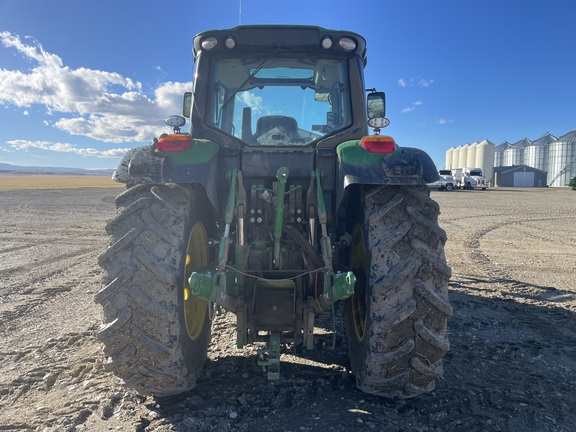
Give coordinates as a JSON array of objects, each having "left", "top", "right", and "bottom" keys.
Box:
[
  {"left": 183, "top": 222, "right": 209, "bottom": 340},
  {"left": 350, "top": 223, "right": 368, "bottom": 342}
]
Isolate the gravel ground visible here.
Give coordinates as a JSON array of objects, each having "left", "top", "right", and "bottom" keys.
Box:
[{"left": 0, "top": 186, "right": 575, "bottom": 431}]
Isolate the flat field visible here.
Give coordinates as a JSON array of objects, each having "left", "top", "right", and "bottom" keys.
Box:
[
  {"left": 0, "top": 175, "right": 124, "bottom": 191},
  {"left": 0, "top": 185, "right": 574, "bottom": 431}
]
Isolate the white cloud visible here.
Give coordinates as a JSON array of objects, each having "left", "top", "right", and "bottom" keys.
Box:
[
  {"left": 239, "top": 92, "right": 264, "bottom": 113},
  {"left": 0, "top": 32, "right": 63, "bottom": 69},
  {"left": 0, "top": 31, "right": 191, "bottom": 144},
  {"left": 6, "top": 139, "right": 130, "bottom": 158},
  {"left": 417, "top": 78, "right": 434, "bottom": 87},
  {"left": 401, "top": 101, "right": 423, "bottom": 114},
  {"left": 397, "top": 77, "right": 434, "bottom": 88},
  {"left": 436, "top": 118, "right": 454, "bottom": 125},
  {"left": 55, "top": 114, "right": 156, "bottom": 142},
  {"left": 155, "top": 81, "right": 191, "bottom": 112}
]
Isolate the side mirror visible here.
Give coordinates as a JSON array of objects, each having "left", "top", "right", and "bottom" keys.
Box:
[
  {"left": 367, "top": 92, "right": 386, "bottom": 118},
  {"left": 183, "top": 92, "right": 192, "bottom": 118},
  {"left": 367, "top": 91, "right": 390, "bottom": 129},
  {"left": 314, "top": 91, "right": 330, "bottom": 102}
]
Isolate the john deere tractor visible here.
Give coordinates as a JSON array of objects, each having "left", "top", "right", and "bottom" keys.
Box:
[{"left": 96, "top": 25, "right": 452, "bottom": 399}]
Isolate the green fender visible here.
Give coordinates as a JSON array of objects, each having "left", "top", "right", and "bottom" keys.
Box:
[
  {"left": 335, "top": 140, "right": 439, "bottom": 207},
  {"left": 112, "top": 139, "right": 220, "bottom": 210}
]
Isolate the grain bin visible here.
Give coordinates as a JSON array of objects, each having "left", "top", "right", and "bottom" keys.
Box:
[
  {"left": 503, "top": 138, "right": 531, "bottom": 167},
  {"left": 523, "top": 132, "right": 556, "bottom": 172},
  {"left": 466, "top": 142, "right": 478, "bottom": 167},
  {"left": 457, "top": 144, "right": 469, "bottom": 169},
  {"left": 446, "top": 147, "right": 455, "bottom": 169},
  {"left": 495, "top": 141, "right": 511, "bottom": 167},
  {"left": 548, "top": 129, "right": 576, "bottom": 187},
  {"left": 476, "top": 139, "right": 496, "bottom": 183}
]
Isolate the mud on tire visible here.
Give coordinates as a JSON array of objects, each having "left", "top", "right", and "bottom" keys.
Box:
[
  {"left": 95, "top": 184, "right": 213, "bottom": 397},
  {"left": 345, "top": 185, "right": 452, "bottom": 398}
]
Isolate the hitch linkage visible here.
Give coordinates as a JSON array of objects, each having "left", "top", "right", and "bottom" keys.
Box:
[{"left": 188, "top": 167, "right": 355, "bottom": 380}]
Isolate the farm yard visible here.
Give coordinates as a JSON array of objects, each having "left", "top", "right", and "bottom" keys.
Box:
[{"left": 0, "top": 180, "right": 574, "bottom": 431}]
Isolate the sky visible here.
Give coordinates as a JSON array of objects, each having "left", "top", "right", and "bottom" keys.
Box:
[{"left": 1, "top": 0, "right": 575, "bottom": 170}]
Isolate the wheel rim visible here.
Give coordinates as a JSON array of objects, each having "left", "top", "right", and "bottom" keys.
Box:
[
  {"left": 350, "top": 223, "right": 368, "bottom": 342},
  {"left": 183, "top": 222, "right": 209, "bottom": 340}
]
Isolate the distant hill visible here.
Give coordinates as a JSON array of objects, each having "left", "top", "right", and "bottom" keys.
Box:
[{"left": 0, "top": 163, "right": 114, "bottom": 177}]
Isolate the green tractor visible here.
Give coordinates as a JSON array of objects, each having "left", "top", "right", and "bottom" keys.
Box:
[{"left": 96, "top": 25, "right": 452, "bottom": 399}]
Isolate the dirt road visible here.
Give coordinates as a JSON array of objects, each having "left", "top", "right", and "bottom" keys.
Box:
[{"left": 0, "top": 187, "right": 575, "bottom": 431}]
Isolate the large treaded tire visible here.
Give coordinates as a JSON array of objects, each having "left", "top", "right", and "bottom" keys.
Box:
[
  {"left": 95, "top": 184, "right": 212, "bottom": 397},
  {"left": 345, "top": 185, "right": 452, "bottom": 398}
]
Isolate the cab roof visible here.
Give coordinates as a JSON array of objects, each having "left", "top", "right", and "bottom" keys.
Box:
[{"left": 193, "top": 25, "right": 367, "bottom": 65}]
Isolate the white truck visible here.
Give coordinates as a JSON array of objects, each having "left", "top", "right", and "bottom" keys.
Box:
[
  {"left": 428, "top": 169, "right": 456, "bottom": 191},
  {"left": 452, "top": 167, "right": 488, "bottom": 190}
]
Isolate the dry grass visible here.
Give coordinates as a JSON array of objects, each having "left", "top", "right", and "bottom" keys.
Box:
[{"left": 0, "top": 175, "right": 125, "bottom": 191}]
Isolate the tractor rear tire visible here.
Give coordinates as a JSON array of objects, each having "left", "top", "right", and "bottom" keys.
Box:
[
  {"left": 95, "top": 184, "right": 213, "bottom": 397},
  {"left": 345, "top": 185, "right": 452, "bottom": 398}
]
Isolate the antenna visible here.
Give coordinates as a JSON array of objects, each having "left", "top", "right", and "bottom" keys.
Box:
[{"left": 239, "top": 0, "right": 242, "bottom": 25}]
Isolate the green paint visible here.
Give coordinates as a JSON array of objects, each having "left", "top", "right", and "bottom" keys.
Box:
[
  {"left": 155, "top": 139, "right": 219, "bottom": 164},
  {"left": 189, "top": 272, "right": 215, "bottom": 300},
  {"left": 218, "top": 170, "right": 237, "bottom": 272},
  {"left": 317, "top": 270, "right": 356, "bottom": 309},
  {"left": 273, "top": 167, "right": 289, "bottom": 267},
  {"left": 337, "top": 139, "right": 400, "bottom": 165}
]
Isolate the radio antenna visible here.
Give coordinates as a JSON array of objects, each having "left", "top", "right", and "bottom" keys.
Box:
[{"left": 239, "top": 0, "right": 242, "bottom": 24}]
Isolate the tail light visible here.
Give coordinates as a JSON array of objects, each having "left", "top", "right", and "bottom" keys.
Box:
[
  {"left": 157, "top": 134, "right": 193, "bottom": 152},
  {"left": 361, "top": 135, "right": 397, "bottom": 154}
]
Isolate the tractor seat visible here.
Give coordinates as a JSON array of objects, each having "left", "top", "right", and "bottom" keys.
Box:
[{"left": 254, "top": 115, "right": 299, "bottom": 144}]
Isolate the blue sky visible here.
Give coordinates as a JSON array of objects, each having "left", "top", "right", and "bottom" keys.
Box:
[{"left": 1, "top": 0, "right": 574, "bottom": 170}]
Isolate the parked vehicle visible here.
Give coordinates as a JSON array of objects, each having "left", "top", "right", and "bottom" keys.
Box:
[
  {"left": 452, "top": 167, "right": 488, "bottom": 190},
  {"left": 428, "top": 169, "right": 455, "bottom": 191}
]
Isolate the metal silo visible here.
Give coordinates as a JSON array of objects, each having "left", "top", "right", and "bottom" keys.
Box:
[
  {"left": 503, "top": 138, "right": 531, "bottom": 166},
  {"left": 523, "top": 132, "right": 556, "bottom": 172},
  {"left": 446, "top": 147, "right": 455, "bottom": 169},
  {"left": 548, "top": 129, "right": 576, "bottom": 187},
  {"left": 466, "top": 142, "right": 478, "bottom": 168},
  {"left": 476, "top": 139, "right": 496, "bottom": 183},
  {"left": 495, "top": 141, "right": 511, "bottom": 167},
  {"left": 457, "top": 144, "right": 469, "bottom": 169},
  {"left": 452, "top": 145, "right": 461, "bottom": 168}
]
